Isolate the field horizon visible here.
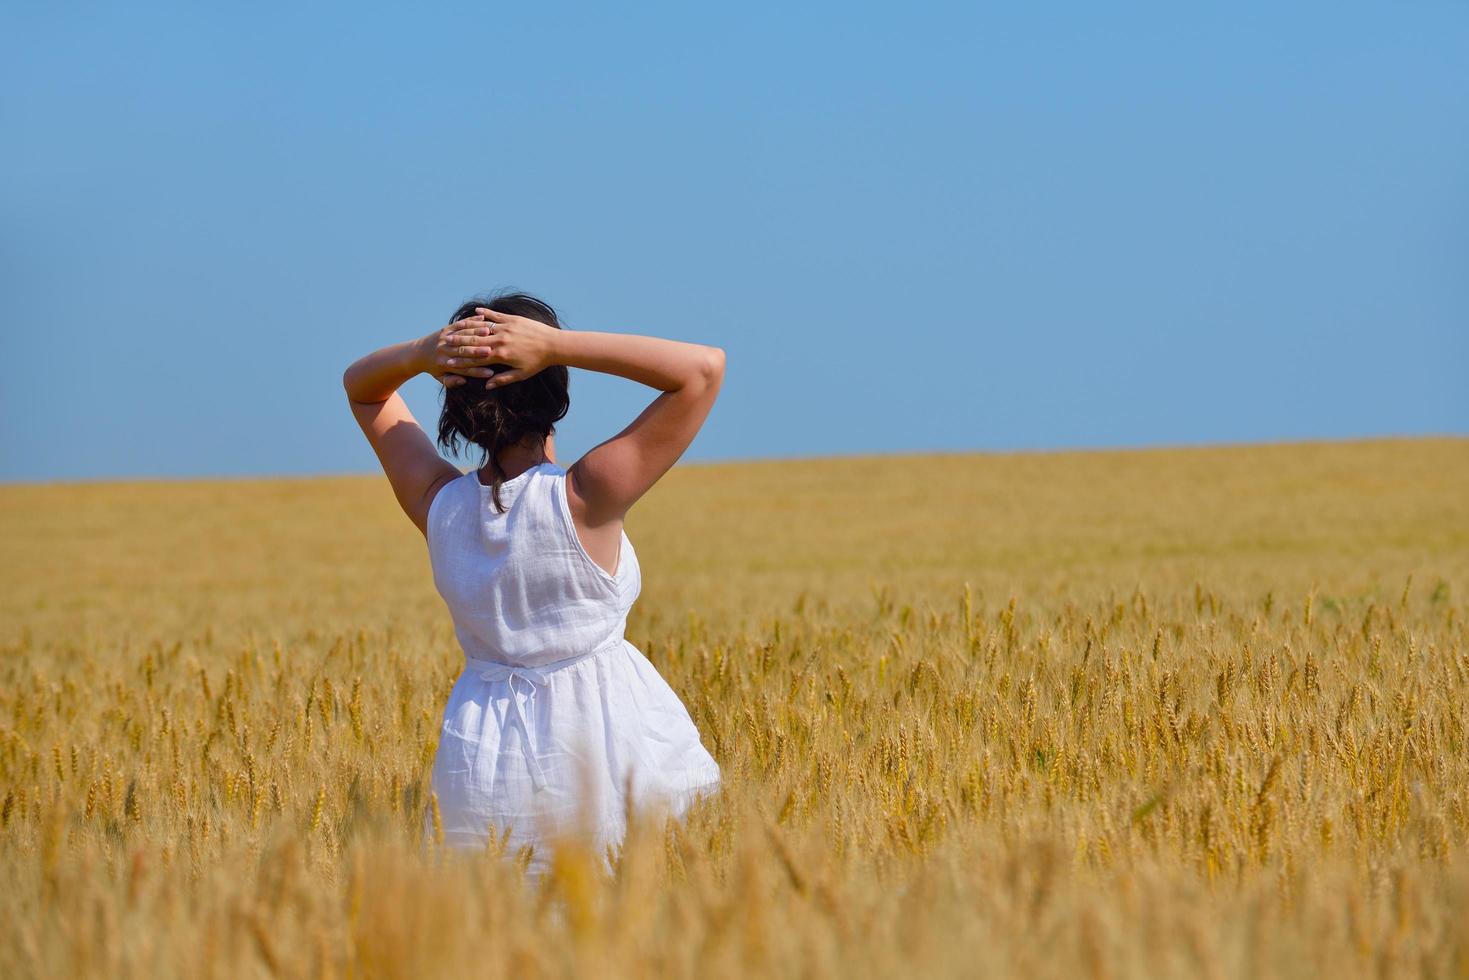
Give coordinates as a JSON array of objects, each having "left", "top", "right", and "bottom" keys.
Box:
[
  {"left": 5, "top": 432, "right": 1462, "bottom": 490},
  {"left": 3, "top": 435, "right": 1467, "bottom": 977}
]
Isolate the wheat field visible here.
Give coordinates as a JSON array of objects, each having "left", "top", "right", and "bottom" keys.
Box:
[{"left": 2, "top": 437, "right": 1467, "bottom": 978}]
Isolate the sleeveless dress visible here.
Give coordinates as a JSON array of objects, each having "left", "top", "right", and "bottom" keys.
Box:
[{"left": 423, "top": 460, "right": 722, "bottom": 875}]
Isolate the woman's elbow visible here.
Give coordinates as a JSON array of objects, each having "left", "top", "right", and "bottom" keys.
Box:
[
  {"left": 342, "top": 362, "right": 376, "bottom": 403},
  {"left": 674, "top": 346, "right": 724, "bottom": 396},
  {"left": 699, "top": 346, "right": 726, "bottom": 386}
]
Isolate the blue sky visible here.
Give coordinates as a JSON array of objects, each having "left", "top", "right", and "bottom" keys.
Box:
[{"left": 3, "top": 2, "right": 1465, "bottom": 482}]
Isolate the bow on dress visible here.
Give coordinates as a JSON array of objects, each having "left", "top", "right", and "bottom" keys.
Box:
[{"left": 475, "top": 661, "right": 553, "bottom": 791}]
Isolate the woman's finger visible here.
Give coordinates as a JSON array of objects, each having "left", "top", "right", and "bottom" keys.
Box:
[
  {"left": 444, "top": 346, "right": 497, "bottom": 367},
  {"left": 443, "top": 330, "right": 492, "bottom": 349},
  {"left": 447, "top": 343, "right": 492, "bottom": 358},
  {"left": 486, "top": 368, "right": 525, "bottom": 388},
  {"left": 475, "top": 307, "right": 511, "bottom": 322}
]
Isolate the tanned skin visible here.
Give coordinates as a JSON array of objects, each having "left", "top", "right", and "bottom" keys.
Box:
[{"left": 343, "top": 309, "right": 725, "bottom": 574}]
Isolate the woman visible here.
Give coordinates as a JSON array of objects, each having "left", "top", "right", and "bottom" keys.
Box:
[{"left": 342, "top": 291, "right": 725, "bottom": 876}]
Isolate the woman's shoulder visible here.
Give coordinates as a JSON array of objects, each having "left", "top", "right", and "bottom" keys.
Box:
[{"left": 426, "top": 469, "right": 471, "bottom": 535}]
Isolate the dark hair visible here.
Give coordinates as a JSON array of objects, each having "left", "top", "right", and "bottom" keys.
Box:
[{"left": 436, "top": 291, "right": 570, "bottom": 513}]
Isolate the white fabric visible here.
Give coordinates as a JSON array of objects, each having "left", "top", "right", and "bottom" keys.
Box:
[{"left": 423, "top": 461, "right": 722, "bottom": 875}]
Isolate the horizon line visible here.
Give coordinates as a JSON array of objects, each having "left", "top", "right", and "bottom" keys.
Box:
[{"left": 2, "top": 432, "right": 1464, "bottom": 490}]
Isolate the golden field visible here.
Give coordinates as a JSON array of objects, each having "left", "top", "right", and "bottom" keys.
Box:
[{"left": 2, "top": 436, "right": 1467, "bottom": 978}]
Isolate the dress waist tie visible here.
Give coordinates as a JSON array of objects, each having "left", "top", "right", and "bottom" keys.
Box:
[{"left": 464, "top": 635, "right": 625, "bottom": 793}]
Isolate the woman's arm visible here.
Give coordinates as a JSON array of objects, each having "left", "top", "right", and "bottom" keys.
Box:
[
  {"left": 558, "top": 329, "right": 725, "bottom": 524},
  {"left": 342, "top": 324, "right": 477, "bottom": 536},
  {"left": 450, "top": 309, "right": 725, "bottom": 525}
]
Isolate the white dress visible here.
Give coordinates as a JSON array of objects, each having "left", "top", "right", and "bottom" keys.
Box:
[{"left": 423, "top": 460, "right": 722, "bottom": 875}]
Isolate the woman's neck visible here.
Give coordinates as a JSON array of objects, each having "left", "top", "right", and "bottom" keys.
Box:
[{"left": 481, "top": 440, "right": 554, "bottom": 482}]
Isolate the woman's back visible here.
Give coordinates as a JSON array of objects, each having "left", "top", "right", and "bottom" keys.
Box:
[
  {"left": 427, "top": 461, "right": 641, "bottom": 668},
  {"left": 423, "top": 461, "right": 719, "bottom": 877}
]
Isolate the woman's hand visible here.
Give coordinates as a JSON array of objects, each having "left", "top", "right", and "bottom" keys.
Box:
[
  {"left": 436, "top": 307, "right": 562, "bottom": 390},
  {"left": 421, "top": 313, "right": 496, "bottom": 390}
]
